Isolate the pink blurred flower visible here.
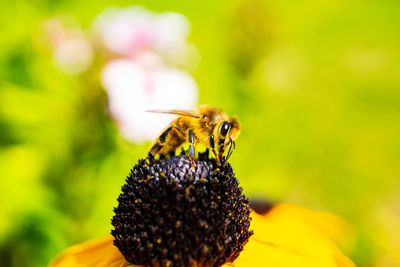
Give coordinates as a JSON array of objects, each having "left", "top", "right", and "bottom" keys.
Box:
[
  {"left": 39, "top": 8, "right": 199, "bottom": 144},
  {"left": 91, "top": 6, "right": 200, "bottom": 143},
  {"left": 92, "top": 6, "right": 197, "bottom": 69},
  {"left": 53, "top": 37, "right": 93, "bottom": 75},
  {"left": 93, "top": 7, "right": 154, "bottom": 56},
  {"left": 42, "top": 16, "right": 93, "bottom": 75},
  {"left": 101, "top": 59, "right": 198, "bottom": 143}
]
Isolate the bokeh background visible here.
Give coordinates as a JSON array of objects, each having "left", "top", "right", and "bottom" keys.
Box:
[{"left": 1, "top": 0, "right": 399, "bottom": 266}]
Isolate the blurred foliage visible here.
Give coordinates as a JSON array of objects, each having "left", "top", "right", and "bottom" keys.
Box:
[{"left": 1, "top": 0, "right": 400, "bottom": 266}]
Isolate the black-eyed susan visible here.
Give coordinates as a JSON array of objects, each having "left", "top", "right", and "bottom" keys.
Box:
[{"left": 49, "top": 153, "right": 355, "bottom": 267}]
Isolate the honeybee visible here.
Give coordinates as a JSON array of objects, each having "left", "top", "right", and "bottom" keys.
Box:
[{"left": 147, "top": 106, "right": 241, "bottom": 166}]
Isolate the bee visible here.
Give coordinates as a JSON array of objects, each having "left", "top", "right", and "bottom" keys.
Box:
[{"left": 147, "top": 106, "right": 240, "bottom": 166}]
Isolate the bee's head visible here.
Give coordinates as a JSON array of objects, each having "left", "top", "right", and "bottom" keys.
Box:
[
  {"left": 217, "top": 117, "right": 241, "bottom": 160},
  {"left": 218, "top": 117, "right": 240, "bottom": 139}
]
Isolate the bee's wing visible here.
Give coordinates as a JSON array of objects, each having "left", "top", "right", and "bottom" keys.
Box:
[{"left": 146, "top": 109, "right": 201, "bottom": 119}]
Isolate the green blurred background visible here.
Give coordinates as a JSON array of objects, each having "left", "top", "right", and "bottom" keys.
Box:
[{"left": 1, "top": 0, "right": 399, "bottom": 266}]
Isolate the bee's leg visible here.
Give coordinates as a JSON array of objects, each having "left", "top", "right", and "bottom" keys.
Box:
[
  {"left": 148, "top": 125, "right": 177, "bottom": 161},
  {"left": 146, "top": 152, "right": 154, "bottom": 164},
  {"left": 168, "top": 150, "right": 176, "bottom": 158},
  {"left": 209, "top": 134, "right": 218, "bottom": 163},
  {"left": 188, "top": 129, "right": 195, "bottom": 168},
  {"left": 148, "top": 143, "right": 162, "bottom": 163},
  {"left": 217, "top": 137, "right": 226, "bottom": 164},
  {"left": 226, "top": 138, "right": 235, "bottom": 160}
]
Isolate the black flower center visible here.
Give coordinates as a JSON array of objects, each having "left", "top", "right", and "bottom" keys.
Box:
[{"left": 112, "top": 151, "right": 253, "bottom": 267}]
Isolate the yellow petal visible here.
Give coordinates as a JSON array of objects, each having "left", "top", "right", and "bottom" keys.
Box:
[
  {"left": 50, "top": 204, "right": 355, "bottom": 267},
  {"left": 225, "top": 204, "right": 355, "bottom": 267},
  {"left": 49, "top": 235, "right": 137, "bottom": 267},
  {"left": 270, "top": 203, "right": 354, "bottom": 243}
]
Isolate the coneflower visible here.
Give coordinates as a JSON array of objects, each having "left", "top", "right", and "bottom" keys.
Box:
[
  {"left": 50, "top": 151, "right": 356, "bottom": 267},
  {"left": 112, "top": 151, "right": 252, "bottom": 267}
]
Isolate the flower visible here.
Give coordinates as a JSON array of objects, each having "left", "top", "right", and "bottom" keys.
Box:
[
  {"left": 112, "top": 154, "right": 252, "bottom": 266},
  {"left": 93, "top": 6, "right": 199, "bottom": 143},
  {"left": 101, "top": 58, "right": 198, "bottom": 143},
  {"left": 40, "top": 16, "right": 93, "bottom": 75},
  {"left": 92, "top": 6, "right": 194, "bottom": 66},
  {"left": 53, "top": 37, "right": 93, "bottom": 75},
  {"left": 49, "top": 153, "right": 355, "bottom": 267},
  {"left": 49, "top": 206, "right": 355, "bottom": 267}
]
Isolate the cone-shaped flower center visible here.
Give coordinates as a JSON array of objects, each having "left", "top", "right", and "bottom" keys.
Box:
[{"left": 112, "top": 152, "right": 253, "bottom": 267}]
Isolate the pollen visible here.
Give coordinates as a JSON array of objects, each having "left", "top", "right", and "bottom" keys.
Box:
[
  {"left": 185, "top": 187, "right": 191, "bottom": 196},
  {"left": 111, "top": 151, "right": 253, "bottom": 267}
]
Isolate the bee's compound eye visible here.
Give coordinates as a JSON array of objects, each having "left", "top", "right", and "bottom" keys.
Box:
[
  {"left": 202, "top": 115, "right": 207, "bottom": 120},
  {"left": 219, "top": 121, "right": 231, "bottom": 137}
]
